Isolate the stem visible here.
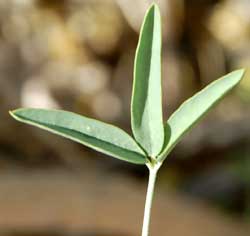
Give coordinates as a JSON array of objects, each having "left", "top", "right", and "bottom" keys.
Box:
[{"left": 142, "top": 162, "right": 161, "bottom": 236}]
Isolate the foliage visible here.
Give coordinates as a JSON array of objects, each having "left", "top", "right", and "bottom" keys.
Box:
[{"left": 9, "top": 3, "right": 244, "bottom": 236}]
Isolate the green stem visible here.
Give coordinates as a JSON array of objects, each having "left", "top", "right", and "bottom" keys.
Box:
[{"left": 142, "top": 162, "right": 161, "bottom": 236}]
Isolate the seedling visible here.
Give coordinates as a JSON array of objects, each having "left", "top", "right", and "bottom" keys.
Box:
[{"left": 10, "top": 3, "right": 244, "bottom": 236}]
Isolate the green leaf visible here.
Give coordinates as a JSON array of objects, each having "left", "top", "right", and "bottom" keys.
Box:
[
  {"left": 131, "top": 3, "right": 164, "bottom": 157},
  {"left": 10, "top": 108, "right": 147, "bottom": 164},
  {"left": 158, "top": 69, "right": 245, "bottom": 162}
]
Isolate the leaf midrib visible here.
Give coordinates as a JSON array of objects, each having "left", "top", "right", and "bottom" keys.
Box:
[{"left": 18, "top": 115, "right": 146, "bottom": 162}]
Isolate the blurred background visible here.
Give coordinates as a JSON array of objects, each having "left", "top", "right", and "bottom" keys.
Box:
[{"left": 0, "top": 0, "right": 250, "bottom": 235}]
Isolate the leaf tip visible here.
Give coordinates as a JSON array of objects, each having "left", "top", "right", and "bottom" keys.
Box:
[
  {"left": 9, "top": 110, "right": 22, "bottom": 123},
  {"left": 9, "top": 108, "right": 26, "bottom": 121},
  {"left": 237, "top": 68, "right": 245, "bottom": 78},
  {"left": 9, "top": 110, "right": 16, "bottom": 118},
  {"left": 148, "top": 2, "right": 160, "bottom": 14},
  {"left": 231, "top": 68, "right": 246, "bottom": 83}
]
